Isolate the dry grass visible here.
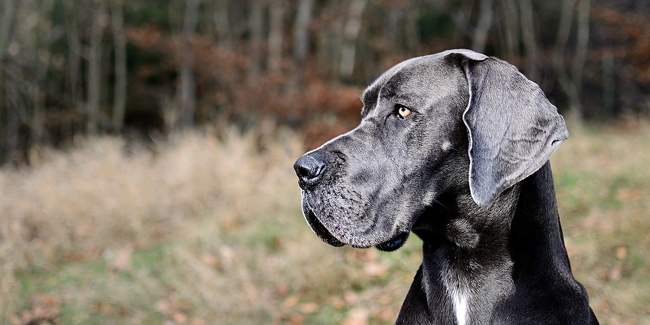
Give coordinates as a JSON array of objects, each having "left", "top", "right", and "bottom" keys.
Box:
[
  {"left": 0, "top": 122, "right": 648, "bottom": 324},
  {"left": 552, "top": 122, "right": 650, "bottom": 324}
]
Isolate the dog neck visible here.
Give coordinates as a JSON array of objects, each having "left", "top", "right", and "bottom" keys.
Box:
[{"left": 410, "top": 162, "right": 572, "bottom": 324}]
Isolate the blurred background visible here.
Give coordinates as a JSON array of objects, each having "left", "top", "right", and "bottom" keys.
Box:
[{"left": 0, "top": 0, "right": 648, "bottom": 324}]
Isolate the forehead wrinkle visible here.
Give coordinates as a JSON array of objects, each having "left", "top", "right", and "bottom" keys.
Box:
[{"left": 362, "top": 56, "right": 427, "bottom": 116}]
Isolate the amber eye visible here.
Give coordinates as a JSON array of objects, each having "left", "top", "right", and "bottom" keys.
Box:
[{"left": 397, "top": 106, "right": 412, "bottom": 118}]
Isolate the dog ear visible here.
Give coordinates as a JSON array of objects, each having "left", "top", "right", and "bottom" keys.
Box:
[{"left": 450, "top": 50, "right": 569, "bottom": 207}]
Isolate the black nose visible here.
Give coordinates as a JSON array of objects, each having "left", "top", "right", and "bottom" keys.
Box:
[{"left": 294, "top": 153, "right": 326, "bottom": 189}]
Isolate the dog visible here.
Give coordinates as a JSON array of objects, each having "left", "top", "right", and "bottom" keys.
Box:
[{"left": 293, "top": 49, "right": 598, "bottom": 324}]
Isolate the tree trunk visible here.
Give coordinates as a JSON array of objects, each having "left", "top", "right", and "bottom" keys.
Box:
[
  {"left": 5, "top": 98, "right": 19, "bottom": 167},
  {"left": 602, "top": 52, "right": 615, "bottom": 118},
  {"left": 519, "top": 0, "right": 538, "bottom": 81},
  {"left": 571, "top": 0, "right": 591, "bottom": 119},
  {"left": 268, "top": 1, "right": 286, "bottom": 73},
  {"left": 405, "top": 7, "right": 421, "bottom": 57},
  {"left": 385, "top": 4, "right": 403, "bottom": 56},
  {"left": 0, "top": 0, "right": 17, "bottom": 162},
  {"left": 31, "top": 0, "right": 56, "bottom": 153},
  {"left": 499, "top": 0, "right": 519, "bottom": 62},
  {"left": 0, "top": 0, "right": 16, "bottom": 165},
  {"left": 292, "top": 0, "right": 315, "bottom": 88},
  {"left": 111, "top": 0, "right": 127, "bottom": 132},
  {"left": 339, "top": 0, "right": 367, "bottom": 79},
  {"left": 471, "top": 0, "right": 494, "bottom": 53},
  {"left": 63, "top": 1, "right": 83, "bottom": 116},
  {"left": 0, "top": 0, "right": 16, "bottom": 102},
  {"left": 87, "top": 0, "right": 107, "bottom": 134},
  {"left": 177, "top": 0, "right": 201, "bottom": 129},
  {"left": 553, "top": 0, "right": 581, "bottom": 120},
  {"left": 248, "top": 2, "right": 265, "bottom": 82},
  {"left": 213, "top": 0, "right": 232, "bottom": 49}
]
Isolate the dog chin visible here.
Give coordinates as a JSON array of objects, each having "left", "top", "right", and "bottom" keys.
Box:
[{"left": 304, "top": 208, "right": 345, "bottom": 247}]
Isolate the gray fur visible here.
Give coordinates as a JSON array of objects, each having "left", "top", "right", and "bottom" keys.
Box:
[
  {"left": 294, "top": 49, "right": 598, "bottom": 324},
  {"left": 461, "top": 55, "right": 569, "bottom": 207}
]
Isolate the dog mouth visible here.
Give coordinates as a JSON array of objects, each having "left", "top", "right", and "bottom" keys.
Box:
[
  {"left": 375, "top": 232, "right": 410, "bottom": 252},
  {"left": 305, "top": 208, "right": 345, "bottom": 247},
  {"left": 303, "top": 201, "right": 410, "bottom": 251}
]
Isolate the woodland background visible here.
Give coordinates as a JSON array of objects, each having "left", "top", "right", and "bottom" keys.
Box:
[
  {"left": 0, "top": 0, "right": 649, "bottom": 164},
  {"left": 0, "top": 0, "right": 649, "bottom": 324}
]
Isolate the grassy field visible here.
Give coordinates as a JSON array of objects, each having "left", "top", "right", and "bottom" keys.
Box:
[{"left": 0, "top": 122, "right": 649, "bottom": 325}]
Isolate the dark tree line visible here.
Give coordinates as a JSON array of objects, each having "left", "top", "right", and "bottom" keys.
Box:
[{"left": 1, "top": 0, "right": 649, "bottom": 165}]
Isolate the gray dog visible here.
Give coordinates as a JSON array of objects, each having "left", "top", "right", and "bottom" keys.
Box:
[{"left": 293, "top": 49, "right": 598, "bottom": 324}]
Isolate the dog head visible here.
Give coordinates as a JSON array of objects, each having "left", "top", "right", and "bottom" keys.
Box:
[{"left": 294, "top": 49, "right": 568, "bottom": 251}]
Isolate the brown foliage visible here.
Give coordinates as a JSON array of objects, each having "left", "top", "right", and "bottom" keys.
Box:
[
  {"left": 127, "top": 24, "right": 363, "bottom": 148},
  {"left": 592, "top": 6, "right": 650, "bottom": 82}
]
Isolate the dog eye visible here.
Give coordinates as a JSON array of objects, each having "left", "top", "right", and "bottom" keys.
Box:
[{"left": 396, "top": 105, "right": 412, "bottom": 119}]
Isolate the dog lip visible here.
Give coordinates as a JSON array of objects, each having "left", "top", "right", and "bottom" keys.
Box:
[
  {"left": 375, "top": 232, "right": 409, "bottom": 252},
  {"left": 305, "top": 208, "right": 345, "bottom": 247}
]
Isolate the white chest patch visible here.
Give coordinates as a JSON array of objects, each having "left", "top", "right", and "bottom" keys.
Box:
[
  {"left": 445, "top": 279, "right": 469, "bottom": 325},
  {"left": 452, "top": 290, "right": 469, "bottom": 325}
]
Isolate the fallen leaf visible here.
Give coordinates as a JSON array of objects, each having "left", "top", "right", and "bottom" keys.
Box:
[
  {"left": 110, "top": 247, "right": 133, "bottom": 272},
  {"left": 331, "top": 297, "right": 346, "bottom": 310},
  {"left": 377, "top": 308, "right": 395, "bottom": 322},
  {"left": 344, "top": 291, "right": 358, "bottom": 305},
  {"left": 615, "top": 246, "right": 627, "bottom": 260},
  {"left": 62, "top": 251, "right": 87, "bottom": 262},
  {"left": 364, "top": 262, "right": 388, "bottom": 277},
  {"left": 172, "top": 312, "right": 187, "bottom": 324},
  {"left": 298, "top": 302, "right": 318, "bottom": 314},
  {"left": 288, "top": 315, "right": 304, "bottom": 325},
  {"left": 282, "top": 296, "right": 299, "bottom": 309},
  {"left": 274, "top": 283, "right": 289, "bottom": 296},
  {"left": 616, "top": 187, "right": 642, "bottom": 202},
  {"left": 92, "top": 301, "right": 113, "bottom": 314},
  {"left": 155, "top": 299, "right": 171, "bottom": 314},
  {"left": 190, "top": 318, "right": 208, "bottom": 325},
  {"left": 598, "top": 301, "right": 610, "bottom": 313},
  {"left": 347, "top": 249, "right": 377, "bottom": 262},
  {"left": 199, "top": 253, "right": 220, "bottom": 268},
  {"left": 219, "top": 247, "right": 234, "bottom": 269},
  {"left": 342, "top": 308, "right": 369, "bottom": 325},
  {"left": 609, "top": 265, "right": 622, "bottom": 281}
]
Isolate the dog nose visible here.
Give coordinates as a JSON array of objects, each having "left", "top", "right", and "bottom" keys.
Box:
[{"left": 294, "top": 154, "right": 326, "bottom": 189}]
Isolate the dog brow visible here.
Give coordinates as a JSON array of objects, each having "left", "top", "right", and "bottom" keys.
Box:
[
  {"left": 362, "top": 80, "right": 399, "bottom": 116},
  {"left": 361, "top": 87, "right": 379, "bottom": 116}
]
